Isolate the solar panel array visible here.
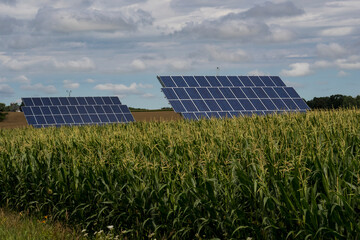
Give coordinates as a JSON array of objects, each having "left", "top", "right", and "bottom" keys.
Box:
[
  {"left": 158, "top": 76, "right": 310, "bottom": 120},
  {"left": 22, "top": 96, "right": 135, "bottom": 128}
]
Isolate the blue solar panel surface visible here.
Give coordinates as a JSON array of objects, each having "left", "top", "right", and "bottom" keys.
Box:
[
  {"left": 158, "top": 76, "right": 310, "bottom": 120},
  {"left": 22, "top": 96, "right": 134, "bottom": 128}
]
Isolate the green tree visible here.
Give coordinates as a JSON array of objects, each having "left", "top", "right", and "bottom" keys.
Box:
[{"left": 0, "top": 103, "right": 5, "bottom": 112}]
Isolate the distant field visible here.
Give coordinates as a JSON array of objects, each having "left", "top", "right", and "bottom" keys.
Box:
[
  {"left": 0, "top": 109, "right": 359, "bottom": 239},
  {"left": 0, "top": 111, "right": 182, "bottom": 129}
]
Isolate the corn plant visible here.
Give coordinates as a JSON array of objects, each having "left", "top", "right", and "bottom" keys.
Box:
[{"left": 0, "top": 109, "right": 359, "bottom": 239}]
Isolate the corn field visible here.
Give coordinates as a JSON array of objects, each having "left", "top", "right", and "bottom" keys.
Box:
[{"left": 0, "top": 109, "right": 359, "bottom": 239}]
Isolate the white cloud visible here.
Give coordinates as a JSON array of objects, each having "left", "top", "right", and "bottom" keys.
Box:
[
  {"left": 314, "top": 60, "right": 334, "bottom": 69},
  {"left": 320, "top": 27, "right": 353, "bottom": 37},
  {"left": 94, "top": 82, "right": 153, "bottom": 95},
  {"left": 0, "top": 77, "right": 7, "bottom": 83},
  {"left": 337, "top": 70, "right": 348, "bottom": 77},
  {"left": 284, "top": 81, "right": 305, "bottom": 89},
  {"left": 53, "top": 57, "right": 95, "bottom": 71},
  {"left": 21, "top": 83, "right": 57, "bottom": 94},
  {"left": 131, "top": 59, "right": 146, "bottom": 70},
  {"left": 168, "top": 60, "right": 192, "bottom": 71},
  {"left": 63, "top": 80, "right": 80, "bottom": 89},
  {"left": 85, "top": 78, "right": 95, "bottom": 83},
  {"left": 316, "top": 43, "right": 347, "bottom": 59},
  {"left": 34, "top": 7, "right": 153, "bottom": 33},
  {"left": 0, "top": 54, "right": 51, "bottom": 71},
  {"left": 248, "top": 70, "right": 265, "bottom": 76},
  {"left": 205, "top": 45, "right": 249, "bottom": 63},
  {"left": 142, "top": 93, "right": 155, "bottom": 98},
  {"left": 14, "top": 75, "right": 31, "bottom": 84},
  {"left": 280, "top": 63, "right": 312, "bottom": 77},
  {"left": 0, "top": 84, "right": 14, "bottom": 96},
  {"left": 336, "top": 56, "right": 360, "bottom": 70}
]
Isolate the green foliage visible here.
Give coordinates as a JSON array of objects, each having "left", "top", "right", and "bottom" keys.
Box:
[
  {"left": 0, "top": 109, "right": 359, "bottom": 239},
  {"left": 0, "top": 102, "right": 19, "bottom": 112},
  {"left": 0, "top": 112, "right": 7, "bottom": 122},
  {"left": 0, "top": 208, "right": 83, "bottom": 239},
  {"left": 307, "top": 94, "right": 360, "bottom": 109},
  {"left": 0, "top": 103, "right": 5, "bottom": 112}
]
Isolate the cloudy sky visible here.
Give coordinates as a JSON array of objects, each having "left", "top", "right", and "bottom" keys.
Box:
[{"left": 0, "top": 0, "right": 359, "bottom": 108}]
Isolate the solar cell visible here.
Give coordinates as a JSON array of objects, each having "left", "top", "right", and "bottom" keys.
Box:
[
  {"left": 50, "top": 97, "right": 61, "bottom": 105},
  {"left": 217, "top": 100, "right": 232, "bottom": 111},
  {"left": 102, "top": 97, "right": 113, "bottom": 105},
  {"left": 250, "top": 99, "right": 267, "bottom": 110},
  {"left": 197, "top": 88, "right": 213, "bottom": 99},
  {"left": 22, "top": 98, "right": 34, "bottom": 106},
  {"left": 283, "top": 99, "right": 298, "bottom": 110},
  {"left": 227, "top": 76, "right": 243, "bottom": 86},
  {"left": 284, "top": 87, "right": 300, "bottom": 98},
  {"left": 162, "top": 88, "right": 178, "bottom": 99},
  {"left": 182, "top": 100, "right": 198, "bottom": 112},
  {"left": 270, "top": 76, "right": 286, "bottom": 86},
  {"left": 219, "top": 88, "right": 236, "bottom": 98},
  {"left": 45, "top": 115, "right": 55, "bottom": 124},
  {"left": 158, "top": 75, "right": 310, "bottom": 120},
  {"left": 68, "top": 97, "right": 78, "bottom": 105},
  {"left": 183, "top": 112, "right": 197, "bottom": 120},
  {"left": 40, "top": 106, "right": 51, "bottom": 115},
  {"left": 242, "top": 88, "right": 257, "bottom": 98},
  {"left": 32, "top": 98, "right": 43, "bottom": 106},
  {"left": 259, "top": 76, "right": 275, "bottom": 86},
  {"left": 185, "top": 88, "right": 201, "bottom": 99},
  {"left": 194, "top": 112, "right": 208, "bottom": 119},
  {"left": 206, "top": 76, "right": 222, "bottom": 86},
  {"left": 249, "top": 76, "right": 265, "bottom": 86},
  {"left": 32, "top": 107, "right": 42, "bottom": 115},
  {"left": 174, "top": 88, "right": 190, "bottom": 99},
  {"left": 59, "top": 97, "right": 70, "bottom": 105},
  {"left": 159, "top": 76, "right": 176, "bottom": 87},
  {"left": 22, "top": 96, "right": 134, "bottom": 127},
  {"left": 193, "top": 100, "right": 210, "bottom": 111},
  {"left": 228, "top": 99, "right": 244, "bottom": 110},
  {"left": 205, "top": 100, "right": 221, "bottom": 111},
  {"left": 77, "top": 97, "right": 87, "bottom": 105},
  {"left": 195, "top": 76, "right": 210, "bottom": 86},
  {"left": 41, "top": 98, "right": 52, "bottom": 105},
  {"left": 261, "top": 99, "right": 277, "bottom": 110},
  {"left": 183, "top": 76, "right": 199, "bottom": 87},
  {"left": 172, "top": 76, "right": 188, "bottom": 87},
  {"left": 239, "top": 76, "right": 254, "bottom": 86},
  {"left": 22, "top": 107, "right": 33, "bottom": 116},
  {"left": 253, "top": 88, "right": 268, "bottom": 98},
  {"left": 208, "top": 88, "right": 224, "bottom": 99},
  {"left": 216, "top": 76, "right": 232, "bottom": 86}
]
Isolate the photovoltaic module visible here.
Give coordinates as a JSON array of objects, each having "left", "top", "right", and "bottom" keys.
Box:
[
  {"left": 158, "top": 76, "right": 310, "bottom": 120},
  {"left": 22, "top": 96, "right": 135, "bottom": 128}
]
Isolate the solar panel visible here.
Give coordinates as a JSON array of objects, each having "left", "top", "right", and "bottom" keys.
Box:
[
  {"left": 158, "top": 76, "right": 310, "bottom": 120},
  {"left": 21, "top": 96, "right": 135, "bottom": 128}
]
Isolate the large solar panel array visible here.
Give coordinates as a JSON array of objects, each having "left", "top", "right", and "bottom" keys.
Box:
[
  {"left": 158, "top": 76, "right": 310, "bottom": 120},
  {"left": 22, "top": 96, "right": 135, "bottom": 128}
]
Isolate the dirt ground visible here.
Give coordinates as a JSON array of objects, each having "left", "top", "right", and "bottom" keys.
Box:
[
  {"left": 0, "top": 111, "right": 182, "bottom": 129},
  {"left": 0, "top": 112, "right": 28, "bottom": 129}
]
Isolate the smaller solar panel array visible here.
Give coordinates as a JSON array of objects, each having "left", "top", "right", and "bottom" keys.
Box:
[
  {"left": 159, "top": 76, "right": 310, "bottom": 120},
  {"left": 22, "top": 96, "right": 135, "bottom": 128}
]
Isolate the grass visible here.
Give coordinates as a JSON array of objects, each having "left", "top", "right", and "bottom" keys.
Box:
[
  {"left": 0, "top": 208, "right": 82, "bottom": 239},
  {"left": 0, "top": 109, "right": 359, "bottom": 239}
]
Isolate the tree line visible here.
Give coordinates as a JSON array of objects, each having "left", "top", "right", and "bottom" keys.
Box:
[
  {"left": 0, "top": 102, "right": 20, "bottom": 112},
  {"left": 306, "top": 94, "right": 360, "bottom": 109}
]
